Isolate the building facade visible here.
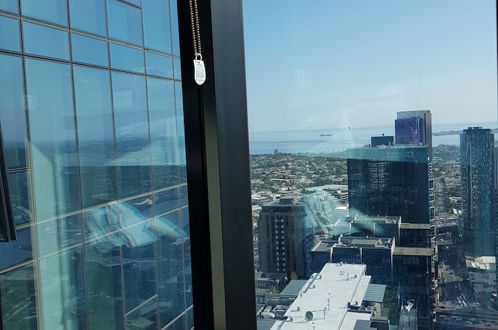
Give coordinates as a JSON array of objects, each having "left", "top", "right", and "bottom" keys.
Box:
[
  {"left": 460, "top": 127, "right": 496, "bottom": 257},
  {"left": 395, "top": 110, "right": 432, "bottom": 158},
  {"left": 258, "top": 197, "right": 314, "bottom": 279},
  {"left": 0, "top": 1, "right": 193, "bottom": 329}
]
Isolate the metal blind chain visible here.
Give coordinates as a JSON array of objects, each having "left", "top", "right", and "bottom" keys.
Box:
[{"left": 189, "top": 0, "right": 206, "bottom": 85}]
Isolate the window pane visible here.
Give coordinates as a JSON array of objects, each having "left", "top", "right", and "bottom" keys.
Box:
[
  {"left": 154, "top": 188, "right": 179, "bottom": 216},
  {"left": 142, "top": 0, "right": 172, "bottom": 53},
  {"left": 173, "top": 58, "right": 181, "bottom": 80},
  {"left": 8, "top": 171, "right": 32, "bottom": 225},
  {"left": 126, "top": 297, "right": 158, "bottom": 330},
  {"left": 0, "top": 0, "right": 18, "bottom": 13},
  {"left": 0, "top": 264, "right": 37, "bottom": 330},
  {"left": 0, "top": 227, "right": 32, "bottom": 269},
  {"left": 23, "top": 22, "right": 69, "bottom": 60},
  {"left": 71, "top": 33, "right": 109, "bottom": 67},
  {"left": 21, "top": 0, "right": 67, "bottom": 26},
  {"left": 147, "top": 78, "right": 179, "bottom": 188},
  {"left": 69, "top": 0, "right": 106, "bottom": 36},
  {"left": 109, "top": 42, "right": 144, "bottom": 73},
  {"left": 0, "top": 54, "right": 27, "bottom": 169},
  {"left": 146, "top": 52, "right": 173, "bottom": 78},
  {"left": 37, "top": 214, "right": 82, "bottom": 257},
  {"left": 74, "top": 66, "right": 116, "bottom": 208},
  {"left": 25, "top": 59, "right": 80, "bottom": 220},
  {"left": 170, "top": 0, "right": 180, "bottom": 56},
  {"left": 107, "top": 0, "right": 143, "bottom": 46},
  {"left": 122, "top": 0, "right": 140, "bottom": 7},
  {"left": 0, "top": 15, "right": 20, "bottom": 52}
]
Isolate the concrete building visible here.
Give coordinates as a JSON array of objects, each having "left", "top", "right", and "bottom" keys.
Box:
[
  {"left": 271, "top": 263, "right": 387, "bottom": 330},
  {"left": 258, "top": 197, "right": 314, "bottom": 279}
]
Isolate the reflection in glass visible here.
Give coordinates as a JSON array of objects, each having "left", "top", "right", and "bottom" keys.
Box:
[
  {"left": 25, "top": 58, "right": 80, "bottom": 220},
  {"left": 110, "top": 43, "right": 145, "bottom": 74},
  {"left": 0, "top": 15, "right": 20, "bottom": 52},
  {"left": 126, "top": 297, "right": 158, "bottom": 330},
  {"left": 173, "top": 58, "right": 181, "bottom": 80},
  {"left": 142, "top": 0, "right": 172, "bottom": 53},
  {"left": 71, "top": 33, "right": 109, "bottom": 67},
  {"left": 21, "top": 0, "right": 67, "bottom": 26},
  {"left": 154, "top": 188, "right": 180, "bottom": 216},
  {"left": 107, "top": 0, "right": 143, "bottom": 46},
  {"left": 0, "top": 227, "right": 32, "bottom": 269},
  {"left": 69, "top": 0, "right": 107, "bottom": 36},
  {"left": 170, "top": 0, "right": 180, "bottom": 57},
  {"left": 146, "top": 52, "right": 174, "bottom": 78},
  {"left": 23, "top": 21, "right": 69, "bottom": 60},
  {"left": 74, "top": 65, "right": 117, "bottom": 208},
  {"left": 0, "top": 264, "right": 37, "bottom": 329},
  {"left": 7, "top": 171, "right": 31, "bottom": 225},
  {"left": 0, "top": 0, "right": 18, "bottom": 13},
  {"left": 0, "top": 54, "right": 27, "bottom": 169}
]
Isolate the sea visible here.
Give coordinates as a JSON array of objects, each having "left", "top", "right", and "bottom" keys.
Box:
[{"left": 249, "top": 122, "right": 496, "bottom": 155}]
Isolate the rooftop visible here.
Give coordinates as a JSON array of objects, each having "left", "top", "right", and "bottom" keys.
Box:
[
  {"left": 393, "top": 247, "right": 433, "bottom": 257},
  {"left": 280, "top": 280, "right": 309, "bottom": 296},
  {"left": 271, "top": 263, "right": 372, "bottom": 330},
  {"left": 335, "top": 237, "right": 394, "bottom": 249},
  {"left": 400, "top": 223, "right": 431, "bottom": 230}
]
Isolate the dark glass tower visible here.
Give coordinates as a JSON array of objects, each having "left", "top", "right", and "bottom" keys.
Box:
[
  {"left": 395, "top": 110, "right": 432, "bottom": 159},
  {"left": 460, "top": 127, "right": 495, "bottom": 257}
]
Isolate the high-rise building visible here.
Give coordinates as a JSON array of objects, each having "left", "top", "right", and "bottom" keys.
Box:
[
  {"left": 347, "top": 145, "right": 433, "bottom": 224},
  {"left": 371, "top": 135, "right": 394, "bottom": 147},
  {"left": 395, "top": 110, "right": 432, "bottom": 159},
  {"left": 0, "top": 1, "right": 193, "bottom": 329},
  {"left": 258, "top": 197, "right": 314, "bottom": 279},
  {"left": 460, "top": 127, "right": 496, "bottom": 257}
]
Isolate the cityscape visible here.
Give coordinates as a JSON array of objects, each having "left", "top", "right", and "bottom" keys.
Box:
[{"left": 252, "top": 111, "right": 498, "bottom": 329}]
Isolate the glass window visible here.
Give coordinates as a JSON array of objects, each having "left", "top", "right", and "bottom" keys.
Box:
[
  {"left": 0, "top": 0, "right": 18, "bottom": 13},
  {"left": 146, "top": 52, "right": 174, "bottom": 78},
  {"left": 0, "top": 227, "right": 32, "bottom": 269},
  {"left": 21, "top": 0, "right": 67, "bottom": 26},
  {"left": 69, "top": 0, "right": 106, "bottom": 36},
  {"left": 117, "top": 194, "right": 153, "bottom": 227},
  {"left": 170, "top": 0, "right": 180, "bottom": 56},
  {"left": 74, "top": 66, "right": 116, "bottom": 208},
  {"left": 107, "top": 0, "right": 143, "bottom": 46},
  {"left": 126, "top": 297, "right": 158, "bottom": 330},
  {"left": 37, "top": 214, "right": 82, "bottom": 256},
  {"left": 174, "top": 82, "right": 187, "bottom": 184},
  {"left": 109, "top": 42, "right": 144, "bottom": 74},
  {"left": 71, "top": 33, "right": 109, "bottom": 67},
  {"left": 142, "top": 0, "right": 172, "bottom": 53},
  {"left": 0, "top": 54, "right": 27, "bottom": 169},
  {"left": 154, "top": 188, "right": 179, "bottom": 216},
  {"left": 173, "top": 58, "right": 181, "bottom": 80},
  {"left": 8, "top": 172, "right": 32, "bottom": 225},
  {"left": 0, "top": 264, "right": 37, "bottom": 330},
  {"left": 0, "top": 15, "right": 20, "bottom": 52},
  {"left": 122, "top": 0, "right": 140, "bottom": 7},
  {"left": 25, "top": 58, "right": 80, "bottom": 220},
  {"left": 23, "top": 22, "right": 69, "bottom": 60}
]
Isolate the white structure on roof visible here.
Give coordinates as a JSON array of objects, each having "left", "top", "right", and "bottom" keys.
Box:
[{"left": 271, "top": 263, "right": 374, "bottom": 330}]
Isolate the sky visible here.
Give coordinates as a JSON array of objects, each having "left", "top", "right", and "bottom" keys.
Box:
[{"left": 243, "top": 0, "right": 497, "bottom": 133}]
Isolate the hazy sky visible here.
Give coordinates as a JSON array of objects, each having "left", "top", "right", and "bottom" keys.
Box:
[{"left": 243, "top": 0, "right": 497, "bottom": 132}]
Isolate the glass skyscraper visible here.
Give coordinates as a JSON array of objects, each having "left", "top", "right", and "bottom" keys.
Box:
[{"left": 0, "top": 0, "right": 193, "bottom": 329}]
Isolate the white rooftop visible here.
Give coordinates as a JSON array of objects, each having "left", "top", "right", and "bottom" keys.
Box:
[{"left": 271, "top": 263, "right": 372, "bottom": 330}]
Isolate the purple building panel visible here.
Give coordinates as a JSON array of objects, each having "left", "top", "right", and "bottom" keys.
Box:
[{"left": 395, "top": 117, "right": 424, "bottom": 145}]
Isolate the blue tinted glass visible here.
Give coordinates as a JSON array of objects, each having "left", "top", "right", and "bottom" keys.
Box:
[
  {"left": 111, "top": 72, "right": 149, "bottom": 155},
  {"left": 174, "top": 82, "right": 187, "bottom": 184},
  {"left": 0, "top": 15, "right": 20, "bottom": 52},
  {"left": 69, "top": 0, "right": 106, "bottom": 36},
  {"left": 83, "top": 204, "right": 126, "bottom": 242},
  {"left": 37, "top": 214, "right": 82, "bottom": 256},
  {"left": 146, "top": 52, "right": 173, "bottom": 78},
  {"left": 23, "top": 22, "right": 69, "bottom": 60},
  {"left": 118, "top": 194, "right": 153, "bottom": 227},
  {"left": 84, "top": 237, "right": 123, "bottom": 329},
  {"left": 107, "top": 0, "right": 143, "bottom": 46},
  {"left": 38, "top": 247, "right": 86, "bottom": 329},
  {"left": 156, "top": 211, "right": 185, "bottom": 326},
  {"left": 0, "top": 264, "right": 38, "bottom": 330},
  {"left": 8, "top": 172, "right": 32, "bottom": 225},
  {"left": 122, "top": 223, "right": 156, "bottom": 311},
  {"left": 0, "top": 54, "right": 27, "bottom": 169},
  {"left": 170, "top": 0, "right": 179, "bottom": 56},
  {"left": 25, "top": 59, "right": 80, "bottom": 220},
  {"left": 117, "top": 160, "right": 152, "bottom": 199},
  {"left": 179, "top": 184, "right": 188, "bottom": 207},
  {"left": 173, "top": 58, "right": 181, "bottom": 80},
  {"left": 109, "top": 43, "right": 144, "bottom": 73},
  {"left": 182, "top": 208, "right": 192, "bottom": 306},
  {"left": 21, "top": 0, "right": 67, "bottom": 26},
  {"left": 126, "top": 297, "right": 158, "bottom": 330},
  {"left": 0, "top": 0, "right": 18, "bottom": 13},
  {"left": 71, "top": 33, "right": 108, "bottom": 67},
  {"left": 142, "top": 0, "right": 171, "bottom": 53},
  {"left": 0, "top": 227, "right": 32, "bottom": 269},
  {"left": 122, "top": 0, "right": 140, "bottom": 6},
  {"left": 154, "top": 188, "right": 179, "bottom": 216},
  {"left": 74, "top": 66, "right": 116, "bottom": 208}
]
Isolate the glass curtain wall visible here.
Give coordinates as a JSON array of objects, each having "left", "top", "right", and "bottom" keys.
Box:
[
  {"left": 0, "top": 0, "right": 193, "bottom": 329},
  {"left": 243, "top": 1, "right": 497, "bottom": 330}
]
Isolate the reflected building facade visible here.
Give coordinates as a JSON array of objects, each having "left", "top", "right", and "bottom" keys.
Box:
[{"left": 0, "top": 0, "right": 193, "bottom": 329}]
